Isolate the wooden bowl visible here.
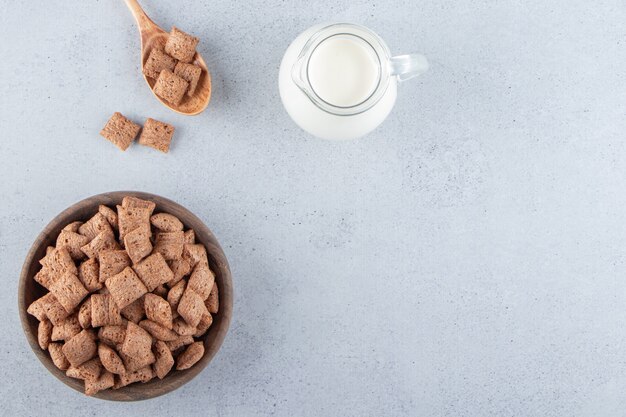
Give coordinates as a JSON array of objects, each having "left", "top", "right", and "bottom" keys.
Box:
[{"left": 18, "top": 191, "right": 233, "bottom": 401}]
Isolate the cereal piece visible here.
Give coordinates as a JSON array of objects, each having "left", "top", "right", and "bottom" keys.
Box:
[
  {"left": 78, "top": 257, "right": 101, "bottom": 292},
  {"left": 78, "top": 212, "right": 113, "bottom": 241},
  {"left": 206, "top": 282, "right": 219, "bottom": 314},
  {"left": 133, "top": 253, "right": 174, "bottom": 292},
  {"left": 51, "top": 314, "right": 81, "bottom": 341},
  {"left": 151, "top": 213, "right": 183, "bottom": 232},
  {"left": 165, "top": 27, "right": 199, "bottom": 63},
  {"left": 49, "top": 342, "right": 70, "bottom": 370},
  {"left": 33, "top": 268, "right": 55, "bottom": 290},
  {"left": 117, "top": 205, "right": 152, "bottom": 242},
  {"left": 38, "top": 319, "right": 53, "bottom": 350},
  {"left": 167, "top": 279, "right": 186, "bottom": 312},
  {"left": 85, "top": 370, "right": 115, "bottom": 396},
  {"left": 49, "top": 271, "right": 88, "bottom": 313},
  {"left": 99, "top": 250, "right": 130, "bottom": 283},
  {"left": 98, "top": 205, "right": 118, "bottom": 231},
  {"left": 172, "top": 317, "right": 196, "bottom": 336},
  {"left": 63, "top": 221, "right": 83, "bottom": 233},
  {"left": 154, "top": 69, "right": 189, "bottom": 105},
  {"left": 120, "top": 296, "right": 145, "bottom": 323},
  {"left": 56, "top": 230, "right": 89, "bottom": 261},
  {"left": 41, "top": 293, "right": 71, "bottom": 325},
  {"left": 138, "top": 118, "right": 176, "bottom": 153},
  {"left": 91, "top": 294, "right": 124, "bottom": 327},
  {"left": 187, "top": 262, "right": 215, "bottom": 300},
  {"left": 153, "top": 284, "right": 168, "bottom": 298},
  {"left": 27, "top": 295, "right": 49, "bottom": 321},
  {"left": 98, "top": 325, "right": 126, "bottom": 346},
  {"left": 176, "top": 341, "right": 204, "bottom": 370},
  {"left": 153, "top": 341, "right": 174, "bottom": 379},
  {"left": 62, "top": 329, "right": 97, "bottom": 367},
  {"left": 154, "top": 231, "right": 184, "bottom": 261},
  {"left": 114, "top": 366, "right": 154, "bottom": 388},
  {"left": 194, "top": 313, "right": 213, "bottom": 337},
  {"left": 78, "top": 298, "right": 91, "bottom": 329},
  {"left": 121, "top": 322, "right": 154, "bottom": 362},
  {"left": 123, "top": 227, "right": 152, "bottom": 264},
  {"left": 177, "top": 287, "right": 208, "bottom": 328},
  {"left": 182, "top": 243, "right": 208, "bottom": 267},
  {"left": 183, "top": 229, "right": 195, "bottom": 244},
  {"left": 105, "top": 267, "right": 148, "bottom": 309},
  {"left": 167, "top": 259, "right": 192, "bottom": 287},
  {"left": 37, "top": 247, "right": 77, "bottom": 289},
  {"left": 165, "top": 335, "right": 194, "bottom": 352},
  {"left": 121, "top": 196, "right": 156, "bottom": 214},
  {"left": 99, "top": 112, "right": 141, "bottom": 151},
  {"left": 138, "top": 320, "right": 178, "bottom": 341},
  {"left": 98, "top": 343, "right": 125, "bottom": 375},
  {"left": 142, "top": 47, "right": 176, "bottom": 79},
  {"left": 174, "top": 62, "right": 202, "bottom": 96},
  {"left": 119, "top": 349, "right": 156, "bottom": 374},
  {"left": 66, "top": 358, "right": 102, "bottom": 381},
  {"left": 81, "top": 229, "right": 120, "bottom": 260},
  {"left": 144, "top": 293, "right": 173, "bottom": 329}
]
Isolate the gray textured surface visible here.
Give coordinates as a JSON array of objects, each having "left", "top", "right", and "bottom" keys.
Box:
[{"left": 1, "top": 0, "right": 625, "bottom": 415}]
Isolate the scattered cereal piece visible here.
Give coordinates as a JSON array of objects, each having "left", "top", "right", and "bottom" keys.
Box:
[
  {"left": 51, "top": 314, "right": 81, "bottom": 341},
  {"left": 177, "top": 287, "right": 208, "bottom": 328},
  {"left": 78, "top": 298, "right": 92, "bottom": 329},
  {"left": 62, "top": 329, "right": 97, "bottom": 367},
  {"left": 81, "top": 229, "right": 120, "bottom": 260},
  {"left": 167, "top": 280, "right": 186, "bottom": 312},
  {"left": 85, "top": 370, "right": 115, "bottom": 396},
  {"left": 153, "top": 341, "right": 174, "bottom": 379},
  {"left": 150, "top": 213, "right": 183, "bottom": 232},
  {"left": 143, "top": 293, "right": 173, "bottom": 329},
  {"left": 133, "top": 253, "right": 174, "bottom": 292},
  {"left": 120, "top": 296, "right": 145, "bottom": 323},
  {"left": 165, "top": 27, "right": 199, "bottom": 63},
  {"left": 99, "top": 250, "right": 131, "bottom": 283},
  {"left": 123, "top": 227, "right": 152, "bottom": 264},
  {"left": 138, "top": 117, "right": 176, "bottom": 153},
  {"left": 38, "top": 319, "right": 53, "bottom": 350},
  {"left": 187, "top": 262, "right": 215, "bottom": 300},
  {"left": 49, "top": 271, "right": 89, "bottom": 313},
  {"left": 206, "top": 282, "right": 219, "bottom": 314},
  {"left": 49, "top": 342, "right": 70, "bottom": 370},
  {"left": 78, "top": 257, "right": 101, "bottom": 292},
  {"left": 105, "top": 267, "right": 148, "bottom": 310},
  {"left": 99, "top": 112, "right": 141, "bottom": 151},
  {"left": 176, "top": 341, "right": 204, "bottom": 370},
  {"left": 143, "top": 47, "right": 176, "bottom": 79},
  {"left": 174, "top": 62, "right": 202, "bottom": 96},
  {"left": 98, "top": 325, "right": 126, "bottom": 347},
  {"left": 194, "top": 313, "right": 213, "bottom": 337},
  {"left": 154, "top": 69, "right": 189, "bottom": 105},
  {"left": 138, "top": 319, "right": 178, "bottom": 341},
  {"left": 98, "top": 343, "right": 125, "bottom": 375},
  {"left": 98, "top": 205, "right": 118, "bottom": 231},
  {"left": 154, "top": 231, "right": 184, "bottom": 261},
  {"left": 79, "top": 212, "right": 113, "bottom": 241},
  {"left": 90, "top": 294, "right": 124, "bottom": 327},
  {"left": 56, "top": 230, "right": 89, "bottom": 261}
]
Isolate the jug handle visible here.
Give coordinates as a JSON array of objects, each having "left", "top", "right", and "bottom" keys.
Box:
[{"left": 390, "top": 54, "right": 429, "bottom": 82}]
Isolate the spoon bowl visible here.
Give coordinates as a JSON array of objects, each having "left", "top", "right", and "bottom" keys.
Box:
[{"left": 124, "top": 0, "right": 211, "bottom": 115}]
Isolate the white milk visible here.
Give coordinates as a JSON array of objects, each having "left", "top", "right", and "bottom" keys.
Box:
[{"left": 307, "top": 36, "right": 380, "bottom": 107}]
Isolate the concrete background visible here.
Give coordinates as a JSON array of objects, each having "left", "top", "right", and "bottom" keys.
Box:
[{"left": 1, "top": 0, "right": 625, "bottom": 415}]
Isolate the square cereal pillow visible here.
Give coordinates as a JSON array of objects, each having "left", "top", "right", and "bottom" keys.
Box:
[
  {"left": 154, "top": 70, "right": 188, "bottom": 105},
  {"left": 99, "top": 112, "right": 141, "bottom": 151},
  {"left": 143, "top": 48, "right": 177, "bottom": 79},
  {"left": 174, "top": 62, "right": 202, "bottom": 96},
  {"left": 164, "top": 27, "right": 199, "bottom": 63},
  {"left": 137, "top": 118, "right": 175, "bottom": 153}
]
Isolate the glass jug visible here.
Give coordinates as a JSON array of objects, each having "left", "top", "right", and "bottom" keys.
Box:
[{"left": 279, "top": 23, "right": 429, "bottom": 140}]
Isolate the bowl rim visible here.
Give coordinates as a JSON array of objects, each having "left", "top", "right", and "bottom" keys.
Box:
[{"left": 18, "top": 191, "right": 233, "bottom": 401}]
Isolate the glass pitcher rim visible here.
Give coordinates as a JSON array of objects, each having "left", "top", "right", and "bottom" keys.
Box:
[{"left": 291, "top": 23, "right": 393, "bottom": 117}]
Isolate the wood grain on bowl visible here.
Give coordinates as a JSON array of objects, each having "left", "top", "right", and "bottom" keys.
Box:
[{"left": 18, "top": 191, "right": 232, "bottom": 401}]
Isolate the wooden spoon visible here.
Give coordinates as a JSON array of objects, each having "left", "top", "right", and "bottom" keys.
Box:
[{"left": 124, "top": 0, "right": 211, "bottom": 115}]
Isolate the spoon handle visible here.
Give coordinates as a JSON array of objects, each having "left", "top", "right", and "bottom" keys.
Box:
[{"left": 123, "top": 0, "right": 158, "bottom": 33}]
